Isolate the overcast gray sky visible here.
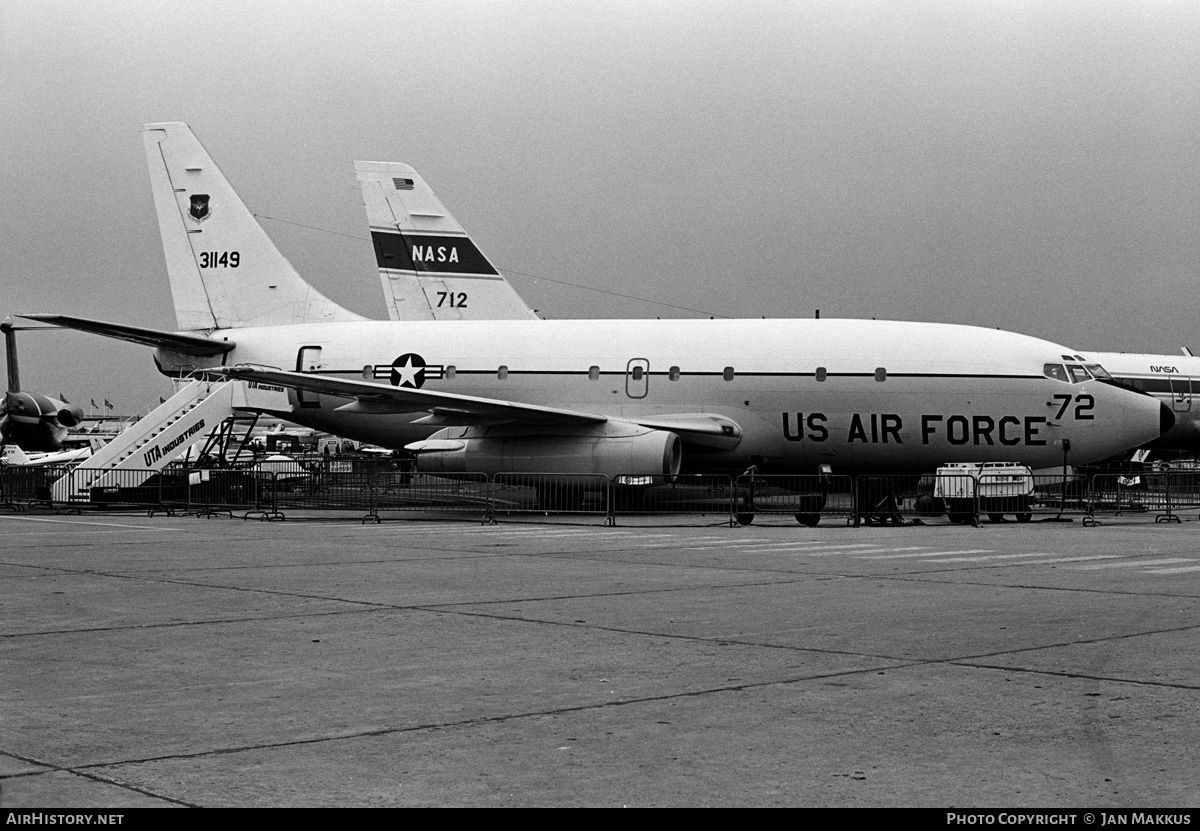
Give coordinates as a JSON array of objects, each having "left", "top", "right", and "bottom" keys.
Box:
[{"left": 3, "top": 1, "right": 1199, "bottom": 410}]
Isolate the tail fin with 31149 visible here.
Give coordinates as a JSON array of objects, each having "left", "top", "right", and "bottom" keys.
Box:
[{"left": 143, "top": 121, "right": 366, "bottom": 331}]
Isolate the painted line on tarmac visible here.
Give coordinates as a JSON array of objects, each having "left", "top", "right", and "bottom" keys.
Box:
[
  {"left": 675, "top": 543, "right": 773, "bottom": 551},
  {"left": 807, "top": 545, "right": 931, "bottom": 556},
  {"left": 1142, "top": 564, "right": 1200, "bottom": 574},
  {"left": 1023, "top": 555, "right": 1123, "bottom": 565},
  {"left": 919, "top": 554, "right": 1126, "bottom": 566},
  {"left": 756, "top": 540, "right": 871, "bottom": 549},
  {"left": 486, "top": 530, "right": 626, "bottom": 538},
  {"left": 676, "top": 541, "right": 881, "bottom": 552},
  {"left": 0, "top": 516, "right": 181, "bottom": 531},
  {"left": 1071, "top": 557, "right": 1194, "bottom": 570},
  {"left": 929, "top": 551, "right": 1066, "bottom": 562},
  {"left": 755, "top": 546, "right": 891, "bottom": 555},
  {"left": 483, "top": 528, "right": 657, "bottom": 537},
  {"left": 763, "top": 543, "right": 892, "bottom": 553},
  {"left": 863, "top": 549, "right": 988, "bottom": 559},
  {"left": 400, "top": 526, "right": 654, "bottom": 539}
]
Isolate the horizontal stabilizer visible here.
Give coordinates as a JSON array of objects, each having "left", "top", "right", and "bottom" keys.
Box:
[{"left": 17, "top": 314, "right": 233, "bottom": 356}]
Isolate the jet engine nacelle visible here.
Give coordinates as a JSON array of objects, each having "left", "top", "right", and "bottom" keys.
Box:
[
  {"left": 56, "top": 404, "right": 84, "bottom": 427},
  {"left": 407, "top": 422, "right": 682, "bottom": 479}
]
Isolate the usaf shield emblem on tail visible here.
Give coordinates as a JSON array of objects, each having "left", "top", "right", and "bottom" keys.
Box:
[{"left": 188, "top": 193, "right": 211, "bottom": 223}]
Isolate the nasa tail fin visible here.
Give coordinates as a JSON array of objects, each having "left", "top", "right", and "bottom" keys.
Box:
[
  {"left": 143, "top": 122, "right": 365, "bottom": 331},
  {"left": 355, "top": 161, "right": 539, "bottom": 321}
]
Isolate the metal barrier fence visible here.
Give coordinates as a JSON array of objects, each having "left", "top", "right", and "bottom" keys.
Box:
[
  {"left": 1155, "top": 472, "right": 1200, "bottom": 523},
  {"left": 853, "top": 475, "right": 929, "bottom": 525},
  {"left": 491, "top": 473, "right": 610, "bottom": 518},
  {"left": 270, "top": 471, "right": 376, "bottom": 512},
  {"left": 735, "top": 474, "right": 855, "bottom": 526},
  {"left": 165, "top": 469, "right": 272, "bottom": 519},
  {"left": 372, "top": 472, "right": 491, "bottom": 520},
  {"left": 33, "top": 468, "right": 162, "bottom": 513},
  {"left": 1027, "top": 474, "right": 1092, "bottom": 520},
  {"left": 9, "top": 463, "right": 1200, "bottom": 525},
  {"left": 605, "top": 474, "right": 737, "bottom": 523},
  {"left": 0, "top": 464, "right": 73, "bottom": 510},
  {"left": 851, "top": 473, "right": 1093, "bottom": 525},
  {"left": 1090, "top": 473, "right": 1152, "bottom": 516},
  {"left": 83, "top": 469, "right": 172, "bottom": 513},
  {"left": 34, "top": 468, "right": 265, "bottom": 517},
  {"left": 1089, "top": 471, "right": 1200, "bottom": 523}
]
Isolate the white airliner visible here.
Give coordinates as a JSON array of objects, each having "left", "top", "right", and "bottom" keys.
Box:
[{"left": 20, "top": 122, "right": 1171, "bottom": 480}]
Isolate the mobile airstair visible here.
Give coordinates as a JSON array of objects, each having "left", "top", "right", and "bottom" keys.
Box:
[{"left": 52, "top": 379, "right": 240, "bottom": 502}]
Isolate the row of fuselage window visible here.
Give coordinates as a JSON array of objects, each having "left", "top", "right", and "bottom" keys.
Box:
[
  {"left": 1042, "top": 362, "right": 1196, "bottom": 394},
  {"left": 401, "top": 362, "right": 1163, "bottom": 387},
  {"left": 1119, "top": 376, "right": 1195, "bottom": 394},
  {"left": 435, "top": 365, "right": 888, "bottom": 382}
]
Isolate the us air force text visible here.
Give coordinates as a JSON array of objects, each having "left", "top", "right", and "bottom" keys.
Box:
[{"left": 783, "top": 412, "right": 1053, "bottom": 446}]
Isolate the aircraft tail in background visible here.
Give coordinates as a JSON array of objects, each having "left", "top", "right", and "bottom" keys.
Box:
[
  {"left": 1, "top": 443, "right": 91, "bottom": 467},
  {"left": 1, "top": 444, "right": 31, "bottom": 465},
  {"left": 143, "top": 122, "right": 365, "bottom": 331},
  {"left": 355, "top": 161, "right": 539, "bottom": 321}
]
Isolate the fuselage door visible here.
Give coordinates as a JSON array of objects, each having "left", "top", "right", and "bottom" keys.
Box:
[
  {"left": 1171, "top": 375, "right": 1193, "bottom": 413},
  {"left": 296, "top": 346, "right": 323, "bottom": 408},
  {"left": 626, "top": 358, "right": 650, "bottom": 399}
]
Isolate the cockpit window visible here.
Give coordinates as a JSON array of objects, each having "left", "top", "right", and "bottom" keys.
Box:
[
  {"left": 1066, "top": 364, "right": 1092, "bottom": 383},
  {"left": 1083, "top": 363, "right": 1113, "bottom": 382},
  {"left": 1043, "top": 364, "right": 1069, "bottom": 383}
]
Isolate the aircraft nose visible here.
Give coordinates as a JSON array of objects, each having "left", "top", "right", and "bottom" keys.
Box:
[{"left": 1161, "top": 401, "right": 1177, "bottom": 436}]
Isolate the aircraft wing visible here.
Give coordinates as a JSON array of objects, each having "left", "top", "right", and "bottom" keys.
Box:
[
  {"left": 18, "top": 314, "right": 234, "bottom": 356},
  {"left": 218, "top": 366, "right": 605, "bottom": 426},
  {"left": 217, "top": 367, "right": 742, "bottom": 446}
]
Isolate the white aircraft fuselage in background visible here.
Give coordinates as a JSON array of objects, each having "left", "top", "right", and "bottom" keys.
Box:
[{"left": 1081, "top": 351, "right": 1200, "bottom": 452}]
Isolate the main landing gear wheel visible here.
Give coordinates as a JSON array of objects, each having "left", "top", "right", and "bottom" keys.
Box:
[
  {"left": 736, "top": 513, "right": 755, "bottom": 526},
  {"left": 794, "top": 493, "right": 826, "bottom": 527}
]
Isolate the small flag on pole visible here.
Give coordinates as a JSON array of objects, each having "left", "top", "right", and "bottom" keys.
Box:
[{"left": 104, "top": 399, "right": 113, "bottom": 410}]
